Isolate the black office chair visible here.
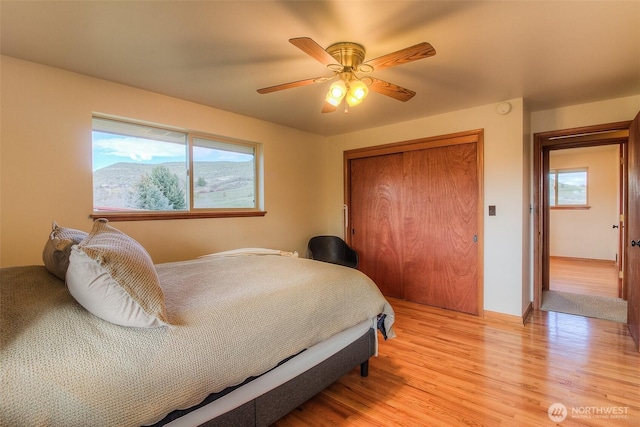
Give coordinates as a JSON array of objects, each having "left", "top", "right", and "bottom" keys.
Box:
[{"left": 307, "top": 235, "right": 359, "bottom": 268}]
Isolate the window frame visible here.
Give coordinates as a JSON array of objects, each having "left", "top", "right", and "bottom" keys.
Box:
[
  {"left": 91, "top": 115, "right": 265, "bottom": 221},
  {"left": 549, "top": 167, "right": 590, "bottom": 210}
]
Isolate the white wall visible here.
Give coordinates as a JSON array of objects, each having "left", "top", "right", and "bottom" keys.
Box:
[
  {"left": 323, "top": 99, "right": 529, "bottom": 317},
  {"left": 549, "top": 145, "right": 619, "bottom": 261},
  {"left": 0, "top": 56, "right": 326, "bottom": 266}
]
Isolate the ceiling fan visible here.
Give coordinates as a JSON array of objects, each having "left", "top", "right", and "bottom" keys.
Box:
[{"left": 257, "top": 37, "right": 436, "bottom": 113}]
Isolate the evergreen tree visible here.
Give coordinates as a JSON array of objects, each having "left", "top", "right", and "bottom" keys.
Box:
[
  {"left": 131, "top": 174, "right": 171, "bottom": 210},
  {"left": 149, "top": 166, "right": 187, "bottom": 210}
]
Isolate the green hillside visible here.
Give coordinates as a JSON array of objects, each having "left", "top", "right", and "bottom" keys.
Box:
[{"left": 93, "top": 161, "right": 254, "bottom": 210}]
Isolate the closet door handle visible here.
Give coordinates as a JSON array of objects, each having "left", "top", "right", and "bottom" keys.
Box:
[{"left": 632, "top": 240, "right": 640, "bottom": 247}]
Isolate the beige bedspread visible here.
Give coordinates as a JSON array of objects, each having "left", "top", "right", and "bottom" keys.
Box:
[{"left": 0, "top": 255, "right": 394, "bottom": 427}]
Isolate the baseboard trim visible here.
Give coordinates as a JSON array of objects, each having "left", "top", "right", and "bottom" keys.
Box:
[
  {"left": 484, "top": 302, "right": 533, "bottom": 326},
  {"left": 522, "top": 302, "right": 533, "bottom": 324}
]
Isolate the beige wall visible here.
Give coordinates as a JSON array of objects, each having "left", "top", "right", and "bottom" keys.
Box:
[
  {"left": 549, "top": 145, "right": 619, "bottom": 261},
  {"left": 521, "top": 101, "right": 532, "bottom": 315},
  {"left": 0, "top": 56, "right": 326, "bottom": 266},
  {"left": 531, "top": 95, "right": 640, "bottom": 134},
  {"left": 530, "top": 95, "right": 640, "bottom": 301},
  {"left": 324, "top": 99, "right": 529, "bottom": 316},
  {"left": 3, "top": 55, "right": 639, "bottom": 318},
  {"left": 322, "top": 95, "right": 640, "bottom": 317}
]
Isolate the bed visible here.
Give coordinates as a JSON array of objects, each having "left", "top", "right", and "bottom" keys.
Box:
[{"left": 1, "top": 220, "right": 395, "bottom": 426}]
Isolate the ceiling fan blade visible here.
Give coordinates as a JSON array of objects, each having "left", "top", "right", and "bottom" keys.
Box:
[
  {"left": 321, "top": 102, "right": 338, "bottom": 113},
  {"left": 289, "top": 37, "right": 338, "bottom": 66},
  {"left": 364, "top": 42, "right": 436, "bottom": 71},
  {"left": 257, "top": 76, "right": 326, "bottom": 94},
  {"left": 368, "top": 77, "right": 416, "bottom": 102}
]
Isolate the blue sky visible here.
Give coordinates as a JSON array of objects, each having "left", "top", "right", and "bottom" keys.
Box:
[
  {"left": 550, "top": 170, "right": 587, "bottom": 187},
  {"left": 92, "top": 132, "right": 252, "bottom": 171}
]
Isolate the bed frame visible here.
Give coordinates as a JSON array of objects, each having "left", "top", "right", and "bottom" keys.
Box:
[{"left": 151, "top": 328, "right": 375, "bottom": 427}]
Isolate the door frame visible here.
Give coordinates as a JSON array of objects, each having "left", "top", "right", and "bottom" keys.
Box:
[
  {"left": 533, "top": 121, "right": 631, "bottom": 309},
  {"left": 618, "top": 142, "right": 627, "bottom": 297},
  {"left": 344, "top": 129, "right": 484, "bottom": 315}
]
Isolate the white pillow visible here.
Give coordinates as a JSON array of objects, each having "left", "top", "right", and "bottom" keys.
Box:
[{"left": 66, "top": 219, "right": 168, "bottom": 328}]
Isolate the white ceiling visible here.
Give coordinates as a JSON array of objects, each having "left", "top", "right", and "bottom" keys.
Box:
[{"left": 2, "top": 1, "right": 639, "bottom": 136}]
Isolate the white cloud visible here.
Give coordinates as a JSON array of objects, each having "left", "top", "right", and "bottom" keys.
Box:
[
  {"left": 93, "top": 135, "right": 185, "bottom": 161},
  {"left": 193, "top": 146, "right": 252, "bottom": 162}
]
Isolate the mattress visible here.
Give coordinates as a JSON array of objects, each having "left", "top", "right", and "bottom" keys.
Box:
[{"left": 1, "top": 254, "right": 394, "bottom": 426}]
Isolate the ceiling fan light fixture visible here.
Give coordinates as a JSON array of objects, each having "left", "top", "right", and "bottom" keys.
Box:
[
  {"left": 329, "top": 80, "right": 346, "bottom": 98},
  {"left": 258, "top": 37, "right": 436, "bottom": 113},
  {"left": 326, "top": 80, "right": 347, "bottom": 106},
  {"left": 345, "top": 94, "right": 362, "bottom": 107},
  {"left": 346, "top": 80, "right": 369, "bottom": 106},
  {"left": 325, "top": 92, "right": 342, "bottom": 107},
  {"left": 358, "top": 64, "right": 374, "bottom": 74}
]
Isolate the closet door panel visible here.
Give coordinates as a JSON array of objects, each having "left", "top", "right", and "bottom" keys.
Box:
[
  {"left": 403, "top": 143, "right": 479, "bottom": 314},
  {"left": 350, "top": 154, "right": 404, "bottom": 298}
]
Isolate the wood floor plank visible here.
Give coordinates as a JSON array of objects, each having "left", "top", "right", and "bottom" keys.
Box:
[
  {"left": 273, "top": 298, "right": 639, "bottom": 426},
  {"left": 549, "top": 256, "right": 619, "bottom": 298}
]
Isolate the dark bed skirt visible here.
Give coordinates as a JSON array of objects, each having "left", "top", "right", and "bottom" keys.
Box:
[{"left": 151, "top": 327, "right": 376, "bottom": 427}]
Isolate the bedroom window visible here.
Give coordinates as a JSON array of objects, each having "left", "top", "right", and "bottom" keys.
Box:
[
  {"left": 92, "top": 116, "right": 264, "bottom": 221},
  {"left": 549, "top": 168, "right": 589, "bottom": 208}
]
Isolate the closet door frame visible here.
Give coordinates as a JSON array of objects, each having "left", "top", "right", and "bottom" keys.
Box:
[{"left": 344, "top": 129, "right": 484, "bottom": 315}]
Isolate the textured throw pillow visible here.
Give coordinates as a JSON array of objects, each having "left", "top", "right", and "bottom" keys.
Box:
[
  {"left": 66, "top": 219, "right": 169, "bottom": 328},
  {"left": 42, "top": 221, "right": 88, "bottom": 280}
]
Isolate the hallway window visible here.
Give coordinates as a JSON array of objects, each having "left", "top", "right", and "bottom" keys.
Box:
[{"left": 549, "top": 168, "right": 588, "bottom": 207}]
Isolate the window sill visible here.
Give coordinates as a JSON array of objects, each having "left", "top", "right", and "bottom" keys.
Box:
[
  {"left": 550, "top": 206, "right": 591, "bottom": 210},
  {"left": 90, "top": 210, "right": 267, "bottom": 222}
]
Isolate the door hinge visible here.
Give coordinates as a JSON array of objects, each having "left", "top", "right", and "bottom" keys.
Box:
[
  {"left": 619, "top": 271, "right": 624, "bottom": 279},
  {"left": 620, "top": 214, "right": 624, "bottom": 223}
]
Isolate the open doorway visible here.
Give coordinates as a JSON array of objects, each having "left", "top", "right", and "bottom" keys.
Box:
[
  {"left": 548, "top": 145, "right": 620, "bottom": 298},
  {"left": 533, "top": 122, "right": 631, "bottom": 323}
]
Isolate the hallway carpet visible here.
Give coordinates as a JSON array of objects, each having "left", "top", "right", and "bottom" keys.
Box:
[{"left": 541, "top": 290, "right": 627, "bottom": 323}]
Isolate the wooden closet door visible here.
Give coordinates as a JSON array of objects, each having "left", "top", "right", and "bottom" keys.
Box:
[
  {"left": 627, "top": 111, "right": 640, "bottom": 351},
  {"left": 350, "top": 153, "right": 404, "bottom": 298},
  {"left": 402, "top": 143, "right": 479, "bottom": 314}
]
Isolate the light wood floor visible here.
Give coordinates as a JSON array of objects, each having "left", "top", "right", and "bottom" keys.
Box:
[
  {"left": 549, "top": 256, "right": 619, "bottom": 298},
  {"left": 274, "top": 298, "right": 639, "bottom": 426}
]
